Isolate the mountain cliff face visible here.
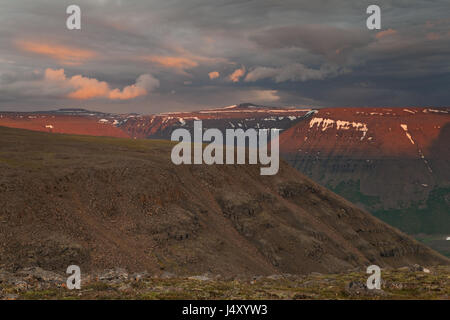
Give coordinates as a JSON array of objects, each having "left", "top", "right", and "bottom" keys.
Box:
[
  {"left": 280, "top": 107, "right": 450, "bottom": 235},
  {"left": 118, "top": 103, "right": 313, "bottom": 139},
  {"left": 0, "top": 126, "right": 447, "bottom": 275}
]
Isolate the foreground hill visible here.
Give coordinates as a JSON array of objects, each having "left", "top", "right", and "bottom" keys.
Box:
[{"left": 0, "top": 126, "right": 447, "bottom": 275}]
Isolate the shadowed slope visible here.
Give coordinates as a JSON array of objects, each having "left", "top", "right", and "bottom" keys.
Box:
[{"left": 0, "top": 126, "right": 447, "bottom": 275}]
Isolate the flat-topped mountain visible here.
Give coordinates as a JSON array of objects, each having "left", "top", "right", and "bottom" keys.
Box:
[{"left": 279, "top": 107, "right": 450, "bottom": 237}]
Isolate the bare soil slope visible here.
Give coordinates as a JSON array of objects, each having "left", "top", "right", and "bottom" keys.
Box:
[{"left": 0, "top": 126, "right": 447, "bottom": 276}]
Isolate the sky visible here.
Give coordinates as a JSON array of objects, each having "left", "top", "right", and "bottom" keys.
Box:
[{"left": 0, "top": 0, "right": 449, "bottom": 114}]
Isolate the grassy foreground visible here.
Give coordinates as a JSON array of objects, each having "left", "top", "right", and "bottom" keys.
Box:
[{"left": 1, "top": 266, "right": 449, "bottom": 300}]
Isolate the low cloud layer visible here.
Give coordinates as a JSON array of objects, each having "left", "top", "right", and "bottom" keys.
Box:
[
  {"left": 1, "top": 68, "right": 159, "bottom": 102},
  {"left": 48, "top": 69, "right": 159, "bottom": 100},
  {"left": 245, "top": 64, "right": 347, "bottom": 83}
]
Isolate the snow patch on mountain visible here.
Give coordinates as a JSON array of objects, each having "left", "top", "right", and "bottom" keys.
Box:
[
  {"left": 424, "top": 108, "right": 449, "bottom": 114},
  {"left": 400, "top": 124, "right": 415, "bottom": 145},
  {"left": 309, "top": 117, "right": 368, "bottom": 140}
]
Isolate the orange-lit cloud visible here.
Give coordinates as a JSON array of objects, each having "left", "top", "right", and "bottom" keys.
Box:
[
  {"left": 228, "top": 66, "right": 246, "bottom": 82},
  {"left": 143, "top": 56, "right": 199, "bottom": 72},
  {"left": 375, "top": 29, "right": 397, "bottom": 39},
  {"left": 66, "top": 75, "right": 110, "bottom": 100},
  {"left": 208, "top": 71, "right": 220, "bottom": 79},
  {"left": 249, "top": 89, "right": 280, "bottom": 102},
  {"left": 16, "top": 40, "right": 96, "bottom": 65},
  {"left": 44, "top": 68, "right": 158, "bottom": 100},
  {"left": 44, "top": 68, "right": 66, "bottom": 82},
  {"left": 108, "top": 75, "right": 157, "bottom": 100},
  {"left": 141, "top": 46, "right": 229, "bottom": 75},
  {"left": 426, "top": 32, "right": 441, "bottom": 41}
]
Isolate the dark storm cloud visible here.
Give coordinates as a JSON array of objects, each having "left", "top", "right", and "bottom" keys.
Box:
[
  {"left": 0, "top": 0, "right": 449, "bottom": 113},
  {"left": 250, "top": 25, "right": 371, "bottom": 61}
]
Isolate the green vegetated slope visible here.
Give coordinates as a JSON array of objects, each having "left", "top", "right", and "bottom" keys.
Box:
[
  {"left": 327, "top": 180, "right": 450, "bottom": 235},
  {"left": 327, "top": 180, "right": 450, "bottom": 257}
]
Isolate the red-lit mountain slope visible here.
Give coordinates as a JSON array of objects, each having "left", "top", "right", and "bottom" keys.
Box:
[
  {"left": 0, "top": 111, "right": 129, "bottom": 138},
  {"left": 280, "top": 107, "right": 450, "bottom": 236}
]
